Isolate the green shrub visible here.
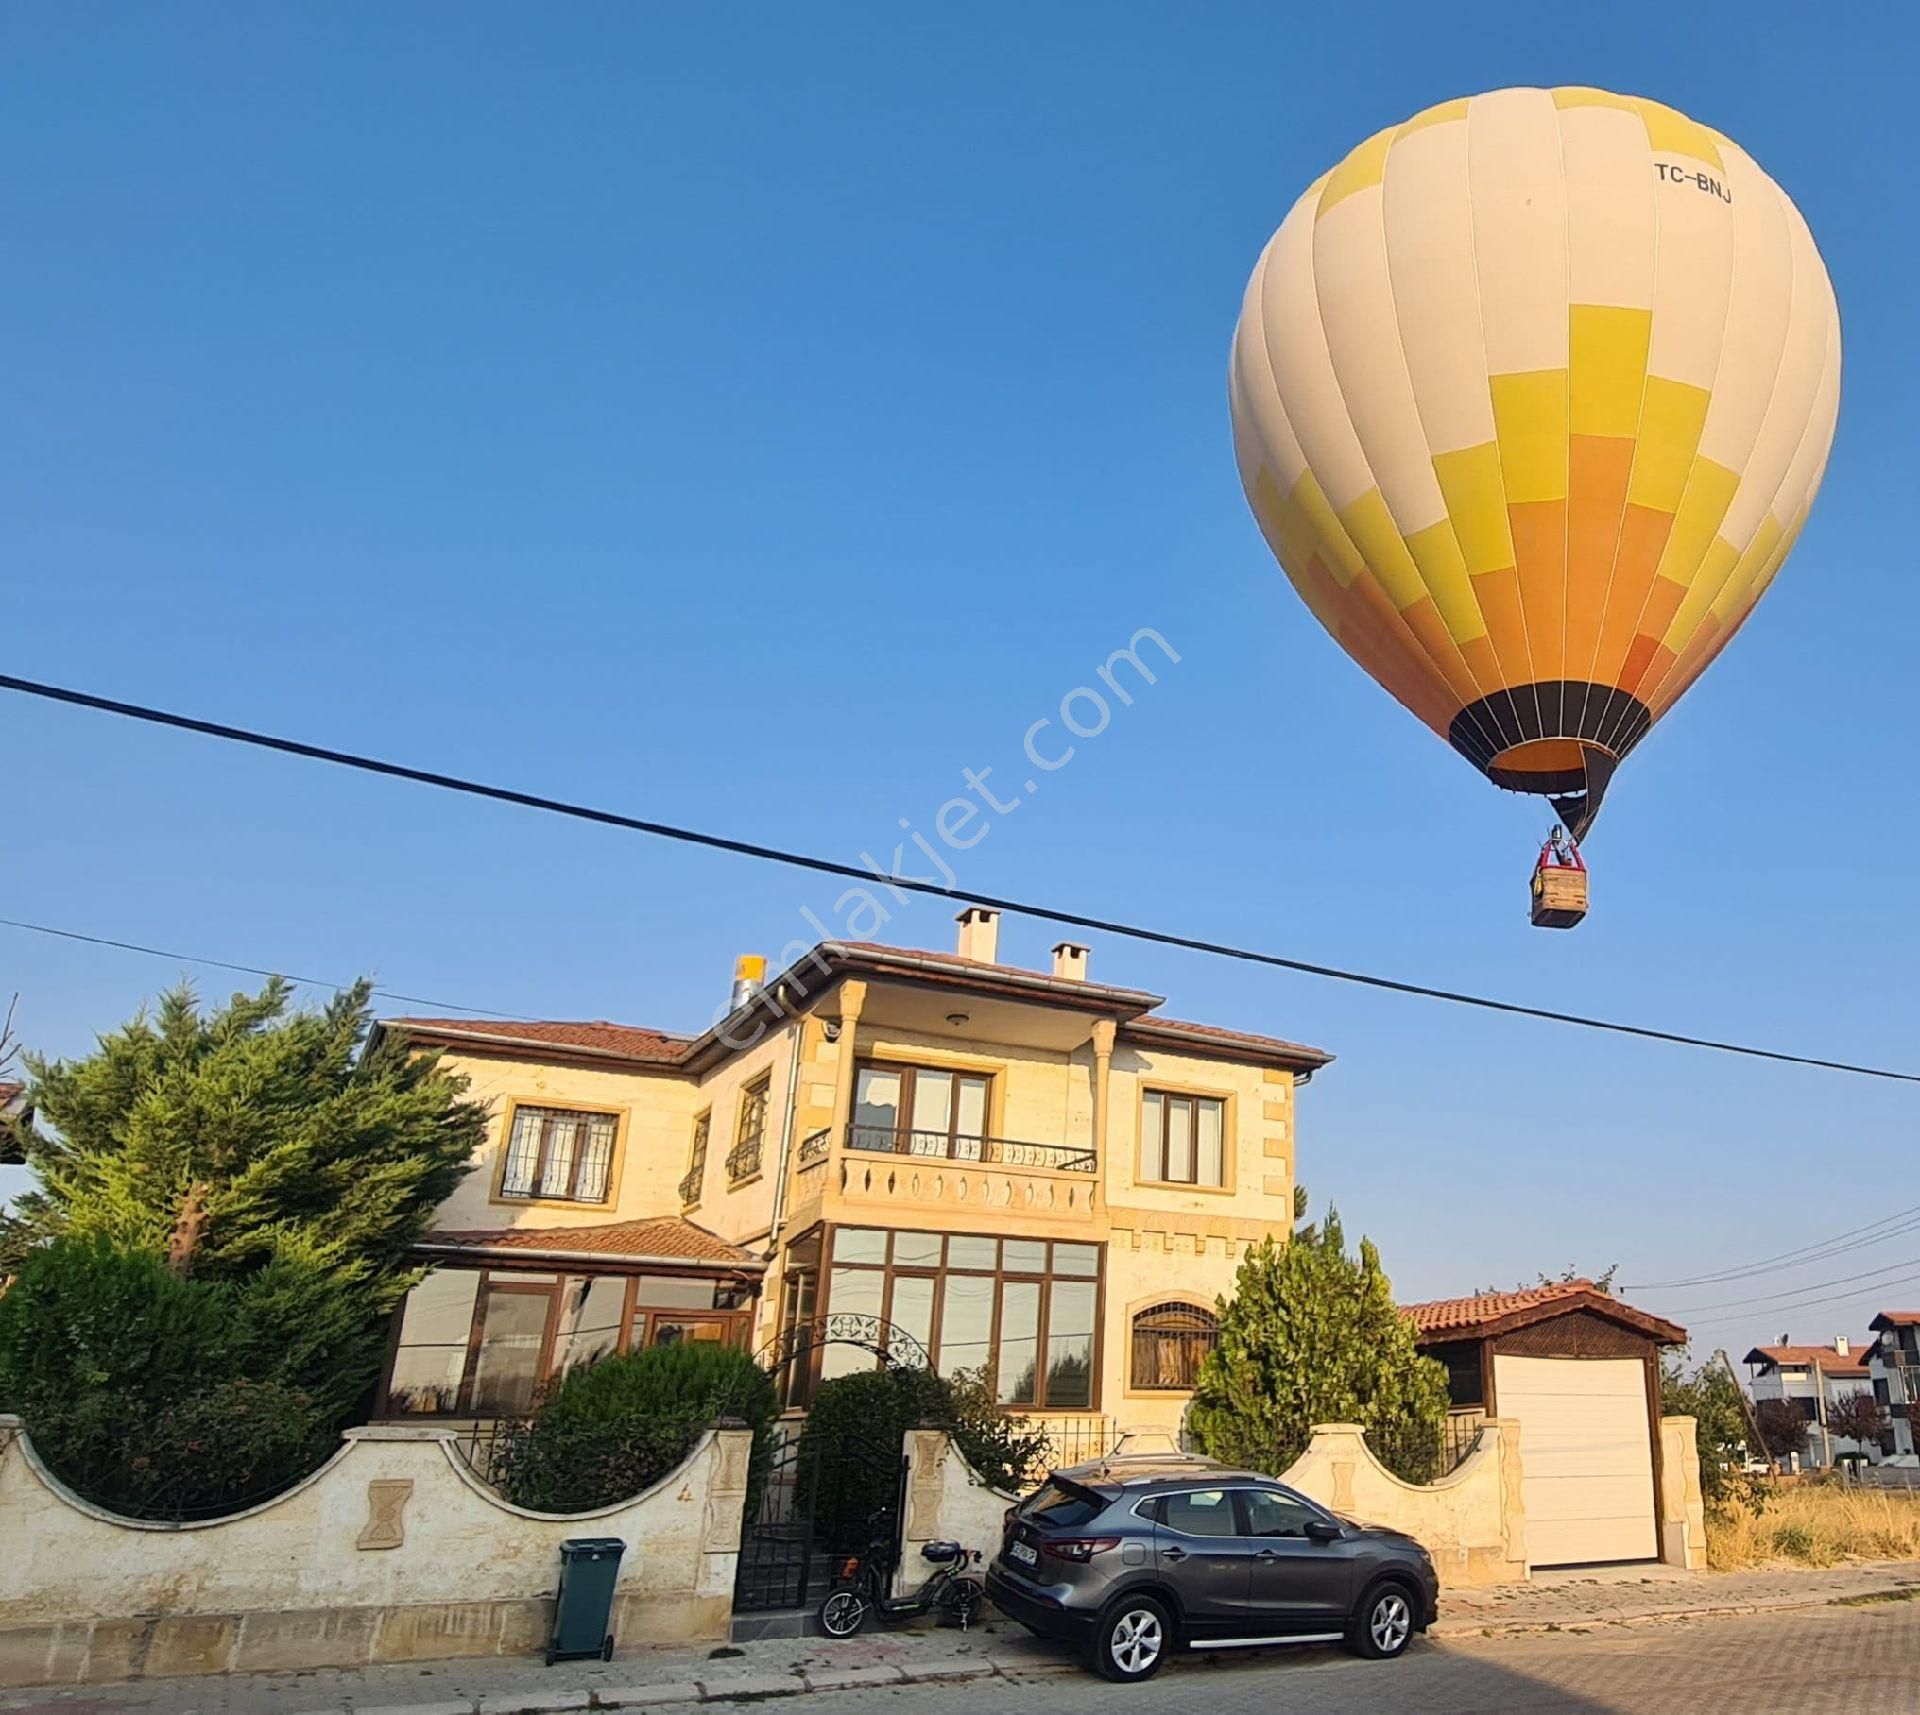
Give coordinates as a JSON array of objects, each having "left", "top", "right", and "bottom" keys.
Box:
[
  {"left": 943, "top": 1368, "right": 1050, "bottom": 1495},
  {"left": 495, "top": 1341, "right": 777, "bottom": 1513},
  {"left": 0, "top": 1238, "right": 348, "bottom": 1514}
]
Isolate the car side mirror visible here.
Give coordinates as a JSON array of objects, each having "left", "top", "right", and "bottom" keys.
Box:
[{"left": 1304, "top": 1518, "right": 1342, "bottom": 1545}]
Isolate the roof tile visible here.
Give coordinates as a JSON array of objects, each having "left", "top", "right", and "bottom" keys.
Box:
[
  {"left": 1743, "top": 1343, "right": 1873, "bottom": 1379},
  {"left": 421, "top": 1216, "right": 758, "bottom": 1266},
  {"left": 390, "top": 1018, "right": 690, "bottom": 1064}
]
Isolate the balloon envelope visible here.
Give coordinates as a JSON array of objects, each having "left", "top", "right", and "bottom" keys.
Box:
[{"left": 1229, "top": 87, "right": 1840, "bottom": 834}]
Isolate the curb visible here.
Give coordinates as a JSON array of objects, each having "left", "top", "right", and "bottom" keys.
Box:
[{"left": 317, "top": 1652, "right": 1076, "bottom": 1715}]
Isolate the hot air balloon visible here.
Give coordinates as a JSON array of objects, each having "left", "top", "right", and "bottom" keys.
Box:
[{"left": 1229, "top": 87, "right": 1840, "bottom": 926}]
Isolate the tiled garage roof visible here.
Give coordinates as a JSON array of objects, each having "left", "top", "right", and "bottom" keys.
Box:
[{"left": 1404, "top": 1279, "right": 1685, "bottom": 1345}]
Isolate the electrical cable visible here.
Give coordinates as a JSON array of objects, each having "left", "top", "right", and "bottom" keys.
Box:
[
  {"left": 7, "top": 670, "right": 1920, "bottom": 1083},
  {"left": 0, "top": 915, "right": 515, "bottom": 1019},
  {"left": 1625, "top": 1205, "right": 1920, "bottom": 1292}
]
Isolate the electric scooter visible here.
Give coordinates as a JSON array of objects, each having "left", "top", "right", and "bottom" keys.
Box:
[{"left": 817, "top": 1536, "right": 984, "bottom": 1638}]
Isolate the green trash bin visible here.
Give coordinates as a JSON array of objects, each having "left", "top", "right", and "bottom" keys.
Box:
[{"left": 547, "top": 1537, "right": 626, "bottom": 1665}]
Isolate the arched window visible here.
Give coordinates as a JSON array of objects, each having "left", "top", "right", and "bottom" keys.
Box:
[{"left": 1131, "top": 1301, "right": 1220, "bottom": 1392}]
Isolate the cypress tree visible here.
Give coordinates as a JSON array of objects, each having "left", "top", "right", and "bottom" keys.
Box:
[{"left": 1187, "top": 1209, "right": 1449, "bottom": 1482}]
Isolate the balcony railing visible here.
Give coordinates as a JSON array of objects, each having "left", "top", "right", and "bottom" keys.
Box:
[
  {"left": 798, "top": 1127, "right": 832, "bottom": 1167},
  {"left": 844, "top": 1123, "right": 1096, "bottom": 1174},
  {"left": 678, "top": 1161, "right": 705, "bottom": 1205}
]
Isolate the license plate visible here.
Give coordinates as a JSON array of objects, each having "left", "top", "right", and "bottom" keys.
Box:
[{"left": 1009, "top": 1539, "right": 1037, "bottom": 1567}]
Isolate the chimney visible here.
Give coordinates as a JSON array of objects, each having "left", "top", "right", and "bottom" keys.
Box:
[
  {"left": 1834, "top": 1335, "right": 1850, "bottom": 1357},
  {"left": 729, "top": 954, "right": 767, "bottom": 1011},
  {"left": 955, "top": 906, "right": 1000, "bottom": 964},
  {"left": 1051, "top": 941, "right": 1089, "bottom": 982}
]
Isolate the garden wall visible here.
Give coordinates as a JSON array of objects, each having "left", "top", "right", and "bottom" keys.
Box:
[
  {"left": 0, "top": 1415, "right": 752, "bottom": 1689},
  {"left": 1278, "top": 1420, "right": 1529, "bottom": 1588},
  {"left": 900, "top": 1418, "right": 1531, "bottom": 1592}
]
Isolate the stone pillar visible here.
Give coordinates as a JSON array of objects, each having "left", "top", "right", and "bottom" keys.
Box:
[
  {"left": 827, "top": 980, "right": 867, "bottom": 1150},
  {"left": 1658, "top": 1415, "right": 1708, "bottom": 1570},
  {"left": 1090, "top": 1019, "right": 1115, "bottom": 1170}
]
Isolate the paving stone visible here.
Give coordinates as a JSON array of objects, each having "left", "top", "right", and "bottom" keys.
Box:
[
  {"left": 901, "top": 1658, "right": 994, "bottom": 1682},
  {"left": 591, "top": 1688, "right": 704, "bottom": 1709},
  {"left": 693, "top": 1673, "right": 806, "bottom": 1702},
  {"left": 477, "top": 1692, "right": 592, "bottom": 1714},
  {"left": 797, "top": 1665, "right": 908, "bottom": 1692},
  {"left": 352, "top": 1703, "right": 478, "bottom": 1715}
]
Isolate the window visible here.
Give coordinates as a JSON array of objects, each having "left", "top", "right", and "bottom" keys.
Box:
[
  {"left": 811, "top": 1226, "right": 1103, "bottom": 1410},
  {"left": 1238, "top": 1488, "right": 1319, "bottom": 1539},
  {"left": 853, "top": 1062, "right": 992, "bottom": 1159},
  {"left": 680, "top": 1111, "right": 711, "bottom": 1206},
  {"left": 500, "top": 1104, "right": 618, "bottom": 1203},
  {"left": 1139, "top": 1091, "right": 1226, "bottom": 1186},
  {"left": 381, "top": 1266, "right": 755, "bottom": 1417},
  {"left": 1876, "top": 1378, "right": 1892, "bottom": 1405},
  {"left": 1131, "top": 1301, "right": 1220, "bottom": 1392},
  {"left": 1797, "top": 1397, "right": 1819, "bottom": 1421},
  {"left": 1152, "top": 1488, "right": 1237, "bottom": 1537},
  {"left": 728, "top": 1076, "right": 771, "bottom": 1182}
]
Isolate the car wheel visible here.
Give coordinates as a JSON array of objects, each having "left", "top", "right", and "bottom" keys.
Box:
[
  {"left": 1347, "top": 1581, "right": 1415, "bottom": 1660},
  {"left": 1091, "top": 1595, "right": 1171, "bottom": 1683}
]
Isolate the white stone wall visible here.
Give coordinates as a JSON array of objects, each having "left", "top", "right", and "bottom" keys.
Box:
[{"left": 0, "top": 1416, "right": 751, "bottom": 1687}]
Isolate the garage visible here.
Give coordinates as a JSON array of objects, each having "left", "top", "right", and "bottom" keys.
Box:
[{"left": 1406, "top": 1280, "right": 1685, "bottom": 1570}]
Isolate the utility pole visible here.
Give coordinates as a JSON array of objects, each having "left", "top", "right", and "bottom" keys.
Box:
[{"left": 1716, "top": 1349, "right": 1768, "bottom": 1463}]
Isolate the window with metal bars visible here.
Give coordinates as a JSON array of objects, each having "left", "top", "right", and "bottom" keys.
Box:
[
  {"left": 499, "top": 1105, "right": 618, "bottom": 1203},
  {"left": 1130, "top": 1300, "right": 1220, "bottom": 1391},
  {"left": 680, "top": 1111, "right": 710, "bottom": 1206},
  {"left": 727, "top": 1076, "right": 770, "bottom": 1183}
]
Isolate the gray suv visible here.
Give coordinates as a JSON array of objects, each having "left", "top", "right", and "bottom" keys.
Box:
[{"left": 985, "top": 1453, "right": 1438, "bottom": 1682}]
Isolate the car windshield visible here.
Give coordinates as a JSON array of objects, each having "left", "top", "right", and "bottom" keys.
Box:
[{"left": 1021, "top": 1479, "right": 1105, "bottom": 1529}]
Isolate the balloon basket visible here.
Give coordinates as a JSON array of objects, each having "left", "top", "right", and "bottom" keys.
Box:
[{"left": 1530, "top": 866, "right": 1588, "bottom": 930}]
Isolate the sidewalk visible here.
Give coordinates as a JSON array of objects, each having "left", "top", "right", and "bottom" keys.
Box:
[{"left": 6, "top": 1561, "right": 1919, "bottom": 1715}]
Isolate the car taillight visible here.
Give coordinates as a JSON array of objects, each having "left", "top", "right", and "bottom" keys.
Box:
[{"left": 1041, "top": 1536, "right": 1120, "bottom": 1563}]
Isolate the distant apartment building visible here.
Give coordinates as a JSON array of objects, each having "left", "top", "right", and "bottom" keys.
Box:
[
  {"left": 1867, "top": 1312, "right": 1920, "bottom": 1458},
  {"left": 366, "top": 908, "right": 1328, "bottom": 1445},
  {"left": 1744, "top": 1336, "right": 1878, "bottom": 1467}
]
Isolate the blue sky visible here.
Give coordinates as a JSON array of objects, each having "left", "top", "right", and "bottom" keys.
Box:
[{"left": 4, "top": 3, "right": 1916, "bottom": 1362}]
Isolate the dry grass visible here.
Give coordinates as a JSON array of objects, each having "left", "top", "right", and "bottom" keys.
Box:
[{"left": 1707, "top": 1482, "right": 1920, "bottom": 1571}]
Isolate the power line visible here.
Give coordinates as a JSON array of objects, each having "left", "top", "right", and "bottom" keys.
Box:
[
  {"left": 0, "top": 915, "right": 515, "bottom": 1019},
  {"left": 1625, "top": 1204, "right": 1920, "bottom": 1292},
  {"left": 7, "top": 670, "right": 1920, "bottom": 1085},
  {"left": 1657, "top": 1250, "right": 1920, "bottom": 1317}
]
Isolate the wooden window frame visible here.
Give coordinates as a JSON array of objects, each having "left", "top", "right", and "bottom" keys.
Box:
[
  {"left": 851, "top": 1059, "right": 997, "bottom": 1159},
  {"left": 377, "top": 1265, "right": 755, "bottom": 1419},
  {"left": 1136, "top": 1086, "right": 1231, "bottom": 1190},
  {"left": 728, "top": 1075, "right": 772, "bottom": 1185},
  {"left": 490, "top": 1098, "right": 627, "bottom": 1210},
  {"left": 813, "top": 1223, "right": 1104, "bottom": 1413}
]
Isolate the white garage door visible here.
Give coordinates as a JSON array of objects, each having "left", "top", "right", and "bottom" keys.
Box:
[{"left": 1493, "top": 1354, "right": 1657, "bottom": 1567}]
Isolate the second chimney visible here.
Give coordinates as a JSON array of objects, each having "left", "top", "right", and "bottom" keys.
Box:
[
  {"left": 1051, "top": 941, "right": 1089, "bottom": 981},
  {"left": 955, "top": 906, "right": 1000, "bottom": 964}
]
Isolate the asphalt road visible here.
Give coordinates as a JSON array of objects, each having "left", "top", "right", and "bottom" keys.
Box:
[{"left": 833, "top": 1603, "right": 1920, "bottom": 1715}]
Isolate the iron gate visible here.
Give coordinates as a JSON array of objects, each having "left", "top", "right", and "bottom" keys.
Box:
[{"left": 732, "top": 1314, "right": 927, "bottom": 1613}]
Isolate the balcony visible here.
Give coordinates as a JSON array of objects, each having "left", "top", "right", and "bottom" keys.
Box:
[
  {"left": 792, "top": 1122, "right": 1100, "bottom": 1223},
  {"left": 845, "top": 1123, "right": 1095, "bottom": 1173}
]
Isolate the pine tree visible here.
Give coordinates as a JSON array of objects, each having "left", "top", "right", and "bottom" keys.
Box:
[
  {"left": 6, "top": 978, "right": 484, "bottom": 1309},
  {"left": 1187, "top": 1209, "right": 1449, "bottom": 1482}
]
